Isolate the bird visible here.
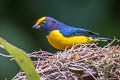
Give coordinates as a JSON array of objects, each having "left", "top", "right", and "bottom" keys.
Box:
[{"left": 33, "top": 17, "right": 111, "bottom": 50}]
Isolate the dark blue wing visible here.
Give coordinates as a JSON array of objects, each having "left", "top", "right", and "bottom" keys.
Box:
[{"left": 60, "top": 26, "right": 99, "bottom": 37}]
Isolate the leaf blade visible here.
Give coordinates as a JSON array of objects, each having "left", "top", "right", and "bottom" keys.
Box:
[{"left": 0, "top": 37, "right": 40, "bottom": 80}]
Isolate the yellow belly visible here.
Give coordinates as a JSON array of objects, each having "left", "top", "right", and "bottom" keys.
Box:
[{"left": 47, "top": 30, "right": 99, "bottom": 50}]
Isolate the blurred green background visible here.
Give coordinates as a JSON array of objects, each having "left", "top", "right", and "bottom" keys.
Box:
[{"left": 0, "top": 0, "right": 120, "bottom": 79}]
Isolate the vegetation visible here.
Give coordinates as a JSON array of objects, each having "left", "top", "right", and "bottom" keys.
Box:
[
  {"left": 0, "top": 38, "right": 40, "bottom": 80},
  {"left": 0, "top": 38, "right": 120, "bottom": 80}
]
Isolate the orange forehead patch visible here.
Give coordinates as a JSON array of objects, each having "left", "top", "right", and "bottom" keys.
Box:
[{"left": 36, "top": 17, "right": 46, "bottom": 25}]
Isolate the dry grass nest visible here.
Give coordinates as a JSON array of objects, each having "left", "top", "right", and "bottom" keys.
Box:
[{"left": 11, "top": 39, "right": 120, "bottom": 80}]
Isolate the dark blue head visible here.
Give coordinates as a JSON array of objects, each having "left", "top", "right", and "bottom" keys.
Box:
[{"left": 33, "top": 17, "right": 64, "bottom": 34}]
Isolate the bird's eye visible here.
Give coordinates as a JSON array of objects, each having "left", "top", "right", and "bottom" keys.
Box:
[{"left": 42, "top": 21, "right": 47, "bottom": 24}]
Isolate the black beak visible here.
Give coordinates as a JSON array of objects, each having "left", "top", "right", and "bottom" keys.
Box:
[{"left": 33, "top": 24, "right": 40, "bottom": 29}]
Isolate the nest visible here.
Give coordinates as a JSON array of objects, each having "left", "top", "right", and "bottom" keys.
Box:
[{"left": 11, "top": 41, "right": 120, "bottom": 80}]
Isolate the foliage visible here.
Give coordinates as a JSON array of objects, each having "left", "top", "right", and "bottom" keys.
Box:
[{"left": 0, "top": 37, "right": 40, "bottom": 80}]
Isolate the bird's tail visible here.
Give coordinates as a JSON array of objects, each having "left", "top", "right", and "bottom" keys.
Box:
[{"left": 91, "top": 37, "right": 112, "bottom": 42}]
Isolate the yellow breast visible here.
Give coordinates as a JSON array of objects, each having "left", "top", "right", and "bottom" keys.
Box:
[{"left": 47, "top": 30, "right": 99, "bottom": 50}]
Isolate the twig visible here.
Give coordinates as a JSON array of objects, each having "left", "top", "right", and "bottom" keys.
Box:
[{"left": 0, "top": 53, "right": 12, "bottom": 57}]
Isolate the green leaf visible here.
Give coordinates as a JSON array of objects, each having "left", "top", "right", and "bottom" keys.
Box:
[{"left": 0, "top": 37, "right": 40, "bottom": 80}]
